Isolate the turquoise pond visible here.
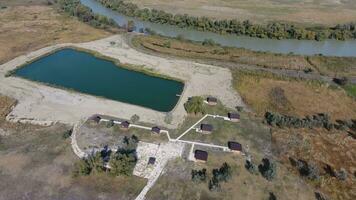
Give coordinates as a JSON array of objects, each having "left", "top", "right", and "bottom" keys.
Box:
[{"left": 14, "top": 48, "right": 184, "bottom": 112}]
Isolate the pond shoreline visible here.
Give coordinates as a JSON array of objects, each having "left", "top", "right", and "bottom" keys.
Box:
[{"left": 0, "top": 34, "right": 243, "bottom": 128}]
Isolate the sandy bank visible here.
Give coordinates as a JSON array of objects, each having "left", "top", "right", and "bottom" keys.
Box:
[{"left": 0, "top": 34, "right": 244, "bottom": 128}]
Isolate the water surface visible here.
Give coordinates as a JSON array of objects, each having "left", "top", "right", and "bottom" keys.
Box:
[
  {"left": 80, "top": 0, "right": 356, "bottom": 57},
  {"left": 15, "top": 48, "right": 184, "bottom": 112}
]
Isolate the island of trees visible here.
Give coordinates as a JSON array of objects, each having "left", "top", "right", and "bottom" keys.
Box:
[{"left": 96, "top": 0, "right": 356, "bottom": 41}]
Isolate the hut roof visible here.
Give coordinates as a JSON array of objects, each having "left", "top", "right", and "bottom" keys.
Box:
[
  {"left": 121, "top": 121, "right": 130, "bottom": 128},
  {"left": 228, "top": 112, "right": 240, "bottom": 119},
  {"left": 200, "top": 124, "right": 213, "bottom": 132},
  {"left": 148, "top": 157, "right": 156, "bottom": 165},
  {"left": 207, "top": 97, "right": 217, "bottom": 102},
  {"left": 151, "top": 126, "right": 161, "bottom": 133},
  {"left": 228, "top": 141, "right": 242, "bottom": 151},
  {"left": 194, "top": 150, "right": 208, "bottom": 161}
]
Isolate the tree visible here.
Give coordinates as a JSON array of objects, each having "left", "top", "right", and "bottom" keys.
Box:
[
  {"left": 109, "top": 152, "right": 136, "bottom": 176},
  {"left": 184, "top": 96, "right": 205, "bottom": 115},
  {"left": 130, "top": 114, "right": 140, "bottom": 123},
  {"left": 72, "top": 159, "right": 91, "bottom": 177},
  {"left": 127, "top": 20, "right": 135, "bottom": 32},
  {"left": 191, "top": 168, "right": 207, "bottom": 182},
  {"left": 259, "top": 158, "right": 277, "bottom": 181},
  {"left": 245, "top": 160, "right": 259, "bottom": 175}
]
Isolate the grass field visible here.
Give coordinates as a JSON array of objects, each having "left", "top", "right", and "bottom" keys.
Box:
[
  {"left": 0, "top": 2, "right": 111, "bottom": 65},
  {"left": 273, "top": 128, "right": 356, "bottom": 200},
  {"left": 181, "top": 114, "right": 271, "bottom": 157},
  {"left": 146, "top": 154, "right": 315, "bottom": 200},
  {"left": 132, "top": 35, "right": 356, "bottom": 77},
  {"left": 0, "top": 95, "right": 147, "bottom": 199},
  {"left": 233, "top": 70, "right": 356, "bottom": 120},
  {"left": 126, "top": 0, "right": 356, "bottom": 26}
]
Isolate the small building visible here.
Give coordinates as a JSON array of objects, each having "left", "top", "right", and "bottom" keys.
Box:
[
  {"left": 228, "top": 141, "right": 242, "bottom": 153},
  {"left": 89, "top": 115, "right": 101, "bottom": 124},
  {"left": 151, "top": 126, "right": 161, "bottom": 134},
  {"left": 194, "top": 150, "right": 208, "bottom": 162},
  {"left": 121, "top": 121, "right": 130, "bottom": 130},
  {"left": 207, "top": 97, "right": 218, "bottom": 105},
  {"left": 148, "top": 157, "right": 156, "bottom": 165},
  {"left": 200, "top": 124, "right": 213, "bottom": 134},
  {"left": 228, "top": 112, "right": 240, "bottom": 122}
]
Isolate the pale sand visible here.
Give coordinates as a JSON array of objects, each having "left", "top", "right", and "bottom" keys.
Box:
[{"left": 0, "top": 34, "right": 244, "bottom": 128}]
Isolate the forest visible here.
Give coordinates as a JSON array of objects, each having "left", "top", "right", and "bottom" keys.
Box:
[{"left": 96, "top": 0, "right": 356, "bottom": 41}]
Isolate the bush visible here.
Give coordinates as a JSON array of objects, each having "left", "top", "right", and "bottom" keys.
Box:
[
  {"left": 269, "top": 192, "right": 277, "bottom": 200},
  {"left": 130, "top": 114, "right": 140, "bottom": 123},
  {"left": 202, "top": 39, "right": 216, "bottom": 46},
  {"left": 294, "top": 159, "right": 320, "bottom": 180},
  {"left": 208, "top": 176, "right": 221, "bottom": 191},
  {"left": 259, "top": 158, "right": 277, "bottom": 181},
  {"left": 245, "top": 160, "right": 259, "bottom": 175},
  {"left": 191, "top": 168, "right": 207, "bottom": 182},
  {"left": 335, "top": 168, "right": 348, "bottom": 181},
  {"left": 72, "top": 152, "right": 105, "bottom": 177},
  {"left": 184, "top": 96, "right": 205, "bottom": 115},
  {"left": 62, "top": 129, "right": 72, "bottom": 139},
  {"left": 333, "top": 77, "right": 349, "bottom": 86}
]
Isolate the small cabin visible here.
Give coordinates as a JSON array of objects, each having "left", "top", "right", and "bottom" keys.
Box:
[
  {"left": 148, "top": 157, "right": 156, "bottom": 165},
  {"left": 228, "top": 112, "right": 240, "bottom": 122},
  {"left": 207, "top": 97, "right": 218, "bottom": 105},
  {"left": 228, "top": 141, "right": 242, "bottom": 153},
  {"left": 121, "top": 121, "right": 130, "bottom": 130},
  {"left": 151, "top": 126, "right": 161, "bottom": 134},
  {"left": 194, "top": 150, "right": 208, "bottom": 162},
  {"left": 200, "top": 124, "right": 213, "bottom": 134}
]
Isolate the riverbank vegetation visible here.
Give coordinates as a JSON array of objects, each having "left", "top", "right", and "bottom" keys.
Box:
[
  {"left": 97, "top": 0, "right": 356, "bottom": 41},
  {"left": 233, "top": 70, "right": 356, "bottom": 120},
  {"left": 56, "top": 0, "right": 118, "bottom": 30},
  {"left": 132, "top": 35, "right": 356, "bottom": 77},
  {"left": 0, "top": 1, "right": 111, "bottom": 65}
]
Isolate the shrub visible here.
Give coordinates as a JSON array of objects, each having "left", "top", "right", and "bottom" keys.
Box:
[
  {"left": 335, "top": 168, "right": 348, "bottom": 181},
  {"left": 269, "top": 192, "right": 277, "bottom": 200},
  {"left": 130, "top": 114, "right": 140, "bottom": 123},
  {"left": 333, "top": 77, "right": 349, "bottom": 86},
  {"left": 62, "top": 129, "right": 72, "bottom": 139},
  {"left": 202, "top": 39, "right": 216, "bottom": 46},
  {"left": 294, "top": 159, "right": 320, "bottom": 180},
  {"left": 245, "top": 160, "right": 259, "bottom": 175},
  {"left": 184, "top": 96, "right": 205, "bottom": 115},
  {"left": 208, "top": 176, "right": 221, "bottom": 191},
  {"left": 191, "top": 168, "right": 207, "bottom": 182},
  {"left": 163, "top": 41, "right": 171, "bottom": 48},
  {"left": 259, "top": 158, "right": 277, "bottom": 181}
]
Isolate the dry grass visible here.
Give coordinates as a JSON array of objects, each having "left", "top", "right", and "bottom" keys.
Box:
[
  {"left": 0, "top": 4, "right": 112, "bottom": 65},
  {"left": 273, "top": 128, "right": 356, "bottom": 200},
  {"left": 133, "top": 35, "right": 356, "bottom": 77},
  {"left": 126, "top": 0, "right": 356, "bottom": 25},
  {"left": 147, "top": 153, "right": 315, "bottom": 200},
  {"left": 233, "top": 70, "right": 356, "bottom": 120},
  {"left": 133, "top": 35, "right": 313, "bottom": 71},
  {"left": 0, "top": 95, "right": 16, "bottom": 120}
]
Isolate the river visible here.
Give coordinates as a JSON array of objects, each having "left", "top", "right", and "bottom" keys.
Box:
[{"left": 80, "top": 0, "right": 356, "bottom": 57}]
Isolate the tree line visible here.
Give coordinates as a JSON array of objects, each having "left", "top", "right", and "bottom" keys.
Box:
[
  {"left": 57, "top": 0, "right": 118, "bottom": 29},
  {"left": 96, "top": 0, "right": 356, "bottom": 41}
]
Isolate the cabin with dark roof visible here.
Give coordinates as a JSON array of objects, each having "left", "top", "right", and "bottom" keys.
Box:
[
  {"left": 121, "top": 121, "right": 130, "bottom": 130},
  {"left": 148, "top": 157, "right": 156, "bottom": 165},
  {"left": 151, "top": 126, "right": 161, "bottom": 134},
  {"left": 206, "top": 97, "right": 218, "bottom": 105},
  {"left": 228, "top": 141, "right": 242, "bottom": 153},
  {"left": 194, "top": 150, "right": 208, "bottom": 162},
  {"left": 228, "top": 112, "right": 240, "bottom": 122},
  {"left": 200, "top": 124, "right": 213, "bottom": 134}
]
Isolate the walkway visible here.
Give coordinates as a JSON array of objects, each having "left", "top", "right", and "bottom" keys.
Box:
[{"left": 71, "top": 113, "right": 234, "bottom": 200}]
